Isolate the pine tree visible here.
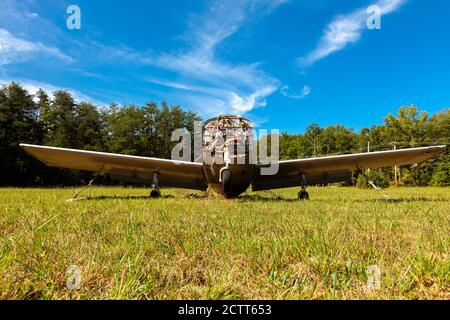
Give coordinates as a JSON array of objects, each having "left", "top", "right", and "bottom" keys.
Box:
[{"left": 0, "top": 83, "right": 41, "bottom": 185}]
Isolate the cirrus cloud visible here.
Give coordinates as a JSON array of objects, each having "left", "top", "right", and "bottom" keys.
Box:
[
  {"left": 298, "top": 0, "right": 407, "bottom": 67},
  {"left": 0, "top": 28, "right": 73, "bottom": 66},
  {"left": 142, "top": 0, "right": 286, "bottom": 115}
]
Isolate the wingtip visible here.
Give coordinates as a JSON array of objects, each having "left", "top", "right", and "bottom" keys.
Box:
[
  {"left": 432, "top": 145, "right": 447, "bottom": 154},
  {"left": 19, "top": 143, "right": 40, "bottom": 151}
]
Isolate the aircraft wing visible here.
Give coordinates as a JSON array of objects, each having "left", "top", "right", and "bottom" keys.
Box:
[
  {"left": 252, "top": 146, "right": 446, "bottom": 191},
  {"left": 20, "top": 144, "right": 208, "bottom": 190}
]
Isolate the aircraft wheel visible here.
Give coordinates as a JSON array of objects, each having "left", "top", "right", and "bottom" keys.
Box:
[
  {"left": 222, "top": 169, "right": 232, "bottom": 194},
  {"left": 298, "top": 190, "right": 309, "bottom": 200},
  {"left": 150, "top": 189, "right": 161, "bottom": 198}
]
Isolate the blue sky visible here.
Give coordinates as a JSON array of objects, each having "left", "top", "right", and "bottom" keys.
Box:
[{"left": 0, "top": 0, "right": 449, "bottom": 132}]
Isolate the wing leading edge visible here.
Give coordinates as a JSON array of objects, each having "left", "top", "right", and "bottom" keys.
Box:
[
  {"left": 252, "top": 146, "right": 446, "bottom": 191},
  {"left": 20, "top": 144, "right": 207, "bottom": 190}
]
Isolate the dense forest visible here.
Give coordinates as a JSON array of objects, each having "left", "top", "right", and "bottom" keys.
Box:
[{"left": 0, "top": 82, "right": 449, "bottom": 187}]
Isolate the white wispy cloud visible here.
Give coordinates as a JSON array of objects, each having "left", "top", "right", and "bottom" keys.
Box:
[
  {"left": 298, "top": 0, "right": 407, "bottom": 67},
  {"left": 280, "top": 85, "right": 311, "bottom": 99},
  {"left": 0, "top": 0, "right": 298, "bottom": 117},
  {"left": 142, "top": 0, "right": 286, "bottom": 115},
  {"left": 25, "top": 12, "right": 39, "bottom": 18},
  {"left": 0, "top": 28, "right": 73, "bottom": 65}
]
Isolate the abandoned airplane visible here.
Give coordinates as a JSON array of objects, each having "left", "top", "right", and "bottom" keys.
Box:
[{"left": 20, "top": 115, "right": 446, "bottom": 199}]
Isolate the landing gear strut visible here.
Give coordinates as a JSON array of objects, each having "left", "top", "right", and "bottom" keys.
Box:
[
  {"left": 298, "top": 173, "right": 309, "bottom": 200},
  {"left": 150, "top": 172, "right": 161, "bottom": 198},
  {"left": 220, "top": 147, "right": 232, "bottom": 195},
  {"left": 222, "top": 169, "right": 232, "bottom": 194}
]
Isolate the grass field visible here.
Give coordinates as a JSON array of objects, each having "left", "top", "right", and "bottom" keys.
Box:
[{"left": 0, "top": 186, "right": 448, "bottom": 300}]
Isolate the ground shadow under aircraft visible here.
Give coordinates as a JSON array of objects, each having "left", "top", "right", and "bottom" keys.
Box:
[{"left": 66, "top": 193, "right": 448, "bottom": 203}]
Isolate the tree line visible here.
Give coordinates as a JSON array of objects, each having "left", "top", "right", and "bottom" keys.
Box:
[
  {"left": 278, "top": 106, "right": 449, "bottom": 187},
  {"left": 0, "top": 82, "right": 200, "bottom": 186},
  {"left": 0, "top": 82, "right": 448, "bottom": 187}
]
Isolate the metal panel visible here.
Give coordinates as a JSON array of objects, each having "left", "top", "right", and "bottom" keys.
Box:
[
  {"left": 252, "top": 170, "right": 352, "bottom": 191},
  {"left": 20, "top": 144, "right": 207, "bottom": 190},
  {"left": 253, "top": 146, "right": 446, "bottom": 190}
]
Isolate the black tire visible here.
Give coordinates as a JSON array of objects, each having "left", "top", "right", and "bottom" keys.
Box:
[
  {"left": 150, "top": 189, "right": 161, "bottom": 198},
  {"left": 298, "top": 190, "right": 309, "bottom": 200},
  {"left": 222, "top": 170, "right": 232, "bottom": 194}
]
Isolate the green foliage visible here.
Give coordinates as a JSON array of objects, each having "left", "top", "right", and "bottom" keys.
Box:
[
  {"left": 0, "top": 82, "right": 448, "bottom": 187},
  {"left": 0, "top": 82, "right": 200, "bottom": 186},
  {"left": 280, "top": 124, "right": 360, "bottom": 160},
  {"left": 356, "top": 170, "right": 390, "bottom": 189},
  {"left": 430, "top": 154, "right": 450, "bottom": 186},
  {"left": 400, "top": 168, "right": 415, "bottom": 186},
  {"left": 280, "top": 105, "right": 449, "bottom": 188},
  {"left": 383, "top": 105, "right": 429, "bottom": 147},
  {"left": 104, "top": 102, "right": 200, "bottom": 158},
  {"left": 355, "top": 174, "right": 369, "bottom": 189},
  {"left": 0, "top": 83, "right": 44, "bottom": 185}
]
